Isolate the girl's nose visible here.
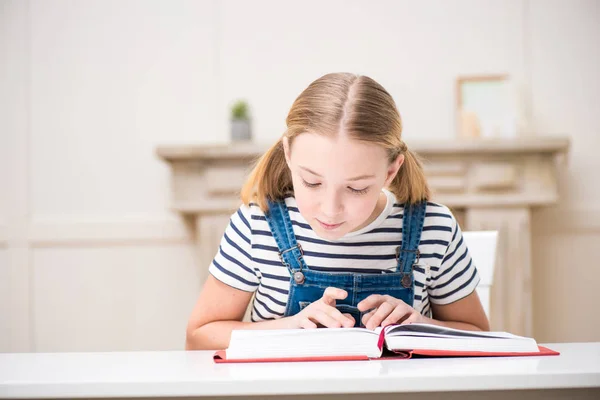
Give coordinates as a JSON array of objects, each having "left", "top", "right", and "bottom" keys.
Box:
[{"left": 321, "top": 191, "right": 344, "bottom": 218}]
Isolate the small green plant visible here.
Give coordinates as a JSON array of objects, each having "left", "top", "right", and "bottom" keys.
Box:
[{"left": 231, "top": 100, "right": 250, "bottom": 120}]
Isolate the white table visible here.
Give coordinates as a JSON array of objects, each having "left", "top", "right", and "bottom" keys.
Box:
[{"left": 1, "top": 343, "right": 599, "bottom": 400}]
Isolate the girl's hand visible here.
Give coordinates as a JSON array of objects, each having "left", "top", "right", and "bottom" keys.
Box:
[
  {"left": 291, "top": 287, "right": 356, "bottom": 329},
  {"left": 357, "top": 294, "right": 428, "bottom": 330}
]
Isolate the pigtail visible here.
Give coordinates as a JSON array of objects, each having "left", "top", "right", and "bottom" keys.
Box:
[
  {"left": 389, "top": 148, "right": 430, "bottom": 204},
  {"left": 240, "top": 138, "right": 293, "bottom": 212}
]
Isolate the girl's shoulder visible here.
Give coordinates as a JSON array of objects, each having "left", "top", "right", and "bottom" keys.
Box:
[
  {"left": 422, "top": 201, "right": 459, "bottom": 233},
  {"left": 389, "top": 200, "right": 457, "bottom": 226},
  {"left": 423, "top": 201, "right": 457, "bottom": 221},
  {"left": 234, "top": 201, "right": 266, "bottom": 226},
  {"left": 388, "top": 200, "right": 459, "bottom": 240},
  {"left": 241, "top": 196, "right": 297, "bottom": 213},
  {"left": 234, "top": 197, "right": 305, "bottom": 234}
]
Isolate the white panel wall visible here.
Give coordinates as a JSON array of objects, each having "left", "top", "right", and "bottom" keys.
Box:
[
  {"left": 32, "top": 245, "right": 199, "bottom": 352},
  {"left": 1, "top": 0, "right": 33, "bottom": 352},
  {"left": 1, "top": 0, "right": 218, "bottom": 352},
  {"left": 0, "top": 6, "right": 9, "bottom": 344},
  {"left": 529, "top": 0, "right": 600, "bottom": 343},
  {"left": 0, "top": 0, "right": 9, "bottom": 339},
  {"left": 1, "top": 0, "right": 599, "bottom": 351}
]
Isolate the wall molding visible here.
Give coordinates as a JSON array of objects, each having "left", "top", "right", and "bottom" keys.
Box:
[
  {"left": 0, "top": 209, "right": 596, "bottom": 250},
  {"left": 0, "top": 206, "right": 584, "bottom": 249},
  {"left": 28, "top": 217, "right": 192, "bottom": 247},
  {"left": 533, "top": 208, "right": 600, "bottom": 235},
  {"left": 0, "top": 223, "right": 8, "bottom": 248}
]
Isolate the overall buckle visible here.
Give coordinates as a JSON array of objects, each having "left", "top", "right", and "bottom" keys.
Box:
[
  {"left": 395, "top": 247, "right": 420, "bottom": 265},
  {"left": 279, "top": 244, "right": 305, "bottom": 284},
  {"left": 278, "top": 243, "right": 304, "bottom": 265}
]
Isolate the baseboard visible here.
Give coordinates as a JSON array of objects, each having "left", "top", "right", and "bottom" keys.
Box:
[{"left": 28, "top": 217, "right": 191, "bottom": 247}]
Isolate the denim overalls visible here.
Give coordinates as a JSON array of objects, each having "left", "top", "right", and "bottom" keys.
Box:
[{"left": 265, "top": 199, "right": 426, "bottom": 327}]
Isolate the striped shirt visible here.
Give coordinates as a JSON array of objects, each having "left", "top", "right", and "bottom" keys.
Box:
[{"left": 208, "top": 189, "right": 480, "bottom": 322}]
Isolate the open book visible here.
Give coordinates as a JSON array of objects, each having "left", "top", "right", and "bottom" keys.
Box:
[{"left": 213, "top": 323, "right": 559, "bottom": 363}]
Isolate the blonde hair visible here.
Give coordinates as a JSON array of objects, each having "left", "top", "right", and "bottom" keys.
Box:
[{"left": 241, "top": 72, "right": 430, "bottom": 212}]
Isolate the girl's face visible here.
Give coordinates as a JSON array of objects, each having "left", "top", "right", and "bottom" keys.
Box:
[{"left": 283, "top": 133, "right": 403, "bottom": 241}]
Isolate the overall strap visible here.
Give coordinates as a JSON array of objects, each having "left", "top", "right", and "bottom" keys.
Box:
[
  {"left": 265, "top": 199, "right": 308, "bottom": 273},
  {"left": 396, "top": 201, "right": 427, "bottom": 273}
]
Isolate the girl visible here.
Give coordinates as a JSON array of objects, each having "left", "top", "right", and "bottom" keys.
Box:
[{"left": 186, "top": 72, "right": 489, "bottom": 350}]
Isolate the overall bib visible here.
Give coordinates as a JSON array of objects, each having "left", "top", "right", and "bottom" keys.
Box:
[{"left": 265, "top": 199, "right": 426, "bottom": 327}]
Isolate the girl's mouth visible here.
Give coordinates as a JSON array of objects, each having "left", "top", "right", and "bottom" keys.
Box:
[{"left": 317, "top": 219, "right": 344, "bottom": 230}]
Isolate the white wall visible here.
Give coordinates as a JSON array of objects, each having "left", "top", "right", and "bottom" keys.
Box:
[
  {"left": 1, "top": 0, "right": 598, "bottom": 352},
  {"left": 1, "top": 0, "right": 31, "bottom": 352},
  {"left": 529, "top": 0, "right": 600, "bottom": 343},
  {"left": 217, "top": 0, "right": 527, "bottom": 143}
]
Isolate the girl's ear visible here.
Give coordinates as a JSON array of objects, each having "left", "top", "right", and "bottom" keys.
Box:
[
  {"left": 385, "top": 153, "right": 404, "bottom": 186},
  {"left": 282, "top": 136, "right": 291, "bottom": 167}
]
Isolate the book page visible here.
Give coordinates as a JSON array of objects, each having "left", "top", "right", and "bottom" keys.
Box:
[
  {"left": 227, "top": 327, "right": 382, "bottom": 360},
  {"left": 383, "top": 324, "right": 540, "bottom": 353},
  {"left": 385, "top": 323, "right": 530, "bottom": 340},
  {"left": 231, "top": 327, "right": 381, "bottom": 339}
]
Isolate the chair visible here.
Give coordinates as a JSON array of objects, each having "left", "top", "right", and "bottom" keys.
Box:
[{"left": 461, "top": 230, "right": 499, "bottom": 320}]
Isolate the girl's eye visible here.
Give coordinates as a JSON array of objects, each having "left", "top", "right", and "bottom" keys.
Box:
[
  {"left": 302, "top": 179, "right": 321, "bottom": 188},
  {"left": 348, "top": 186, "right": 369, "bottom": 195}
]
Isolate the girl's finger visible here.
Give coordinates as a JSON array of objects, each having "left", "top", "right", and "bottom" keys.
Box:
[
  {"left": 312, "top": 308, "right": 344, "bottom": 328},
  {"left": 342, "top": 313, "right": 356, "bottom": 327},
  {"left": 299, "top": 317, "right": 318, "bottom": 329},
  {"left": 399, "top": 312, "right": 420, "bottom": 325},
  {"left": 356, "top": 294, "right": 385, "bottom": 312},
  {"left": 381, "top": 304, "right": 412, "bottom": 327},
  {"left": 320, "top": 304, "right": 354, "bottom": 327},
  {"left": 366, "top": 301, "right": 395, "bottom": 330},
  {"left": 322, "top": 287, "right": 348, "bottom": 306}
]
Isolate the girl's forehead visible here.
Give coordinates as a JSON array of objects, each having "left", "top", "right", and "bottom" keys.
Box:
[
  {"left": 292, "top": 132, "right": 385, "bottom": 156},
  {"left": 290, "top": 133, "right": 388, "bottom": 174}
]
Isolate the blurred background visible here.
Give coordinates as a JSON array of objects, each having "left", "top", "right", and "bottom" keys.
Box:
[{"left": 1, "top": 0, "right": 598, "bottom": 353}]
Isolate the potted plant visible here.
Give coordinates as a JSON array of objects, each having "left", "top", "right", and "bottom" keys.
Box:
[{"left": 230, "top": 99, "right": 252, "bottom": 141}]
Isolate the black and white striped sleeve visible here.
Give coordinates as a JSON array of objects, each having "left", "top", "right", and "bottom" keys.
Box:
[
  {"left": 428, "top": 215, "right": 480, "bottom": 305},
  {"left": 208, "top": 205, "right": 259, "bottom": 292}
]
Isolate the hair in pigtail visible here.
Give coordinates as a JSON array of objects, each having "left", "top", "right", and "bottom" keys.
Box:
[
  {"left": 240, "top": 138, "right": 293, "bottom": 212},
  {"left": 388, "top": 147, "right": 430, "bottom": 204}
]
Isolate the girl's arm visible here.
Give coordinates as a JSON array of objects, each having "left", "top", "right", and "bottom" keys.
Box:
[
  {"left": 185, "top": 276, "right": 295, "bottom": 350},
  {"left": 185, "top": 277, "right": 354, "bottom": 350},
  {"left": 429, "top": 290, "right": 490, "bottom": 331}
]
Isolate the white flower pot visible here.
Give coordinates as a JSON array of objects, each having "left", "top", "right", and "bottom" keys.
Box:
[{"left": 231, "top": 119, "right": 252, "bottom": 141}]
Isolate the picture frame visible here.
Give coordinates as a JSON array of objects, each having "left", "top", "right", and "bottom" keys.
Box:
[{"left": 456, "top": 74, "right": 518, "bottom": 139}]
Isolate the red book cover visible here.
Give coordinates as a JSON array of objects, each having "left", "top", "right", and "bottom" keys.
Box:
[{"left": 213, "top": 346, "right": 559, "bottom": 364}]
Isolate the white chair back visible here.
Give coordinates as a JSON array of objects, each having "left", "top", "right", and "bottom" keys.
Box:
[{"left": 461, "top": 231, "right": 499, "bottom": 319}]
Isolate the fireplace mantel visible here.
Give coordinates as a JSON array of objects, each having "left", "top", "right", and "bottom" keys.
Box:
[{"left": 157, "top": 136, "right": 569, "bottom": 336}]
